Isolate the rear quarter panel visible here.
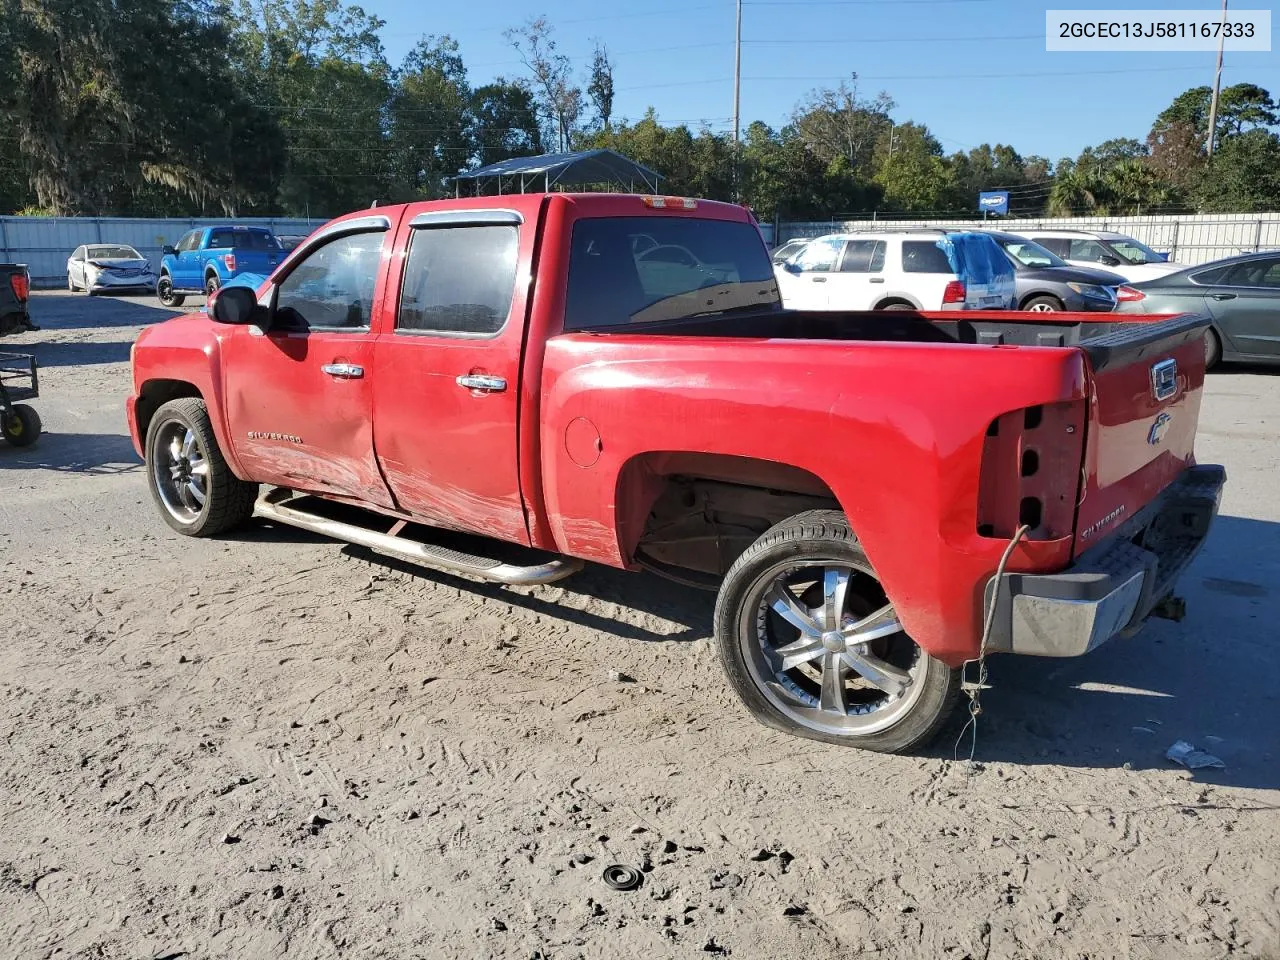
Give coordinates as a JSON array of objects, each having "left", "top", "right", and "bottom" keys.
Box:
[{"left": 539, "top": 334, "right": 1090, "bottom": 664}]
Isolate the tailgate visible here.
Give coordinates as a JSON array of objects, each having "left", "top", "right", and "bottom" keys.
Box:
[
  {"left": 231, "top": 246, "right": 283, "bottom": 275},
  {"left": 1073, "top": 313, "right": 1211, "bottom": 556}
]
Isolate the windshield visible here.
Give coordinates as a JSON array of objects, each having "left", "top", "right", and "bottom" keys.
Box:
[
  {"left": 996, "top": 237, "right": 1067, "bottom": 268},
  {"left": 87, "top": 245, "right": 141, "bottom": 260},
  {"left": 564, "top": 216, "right": 780, "bottom": 329},
  {"left": 208, "top": 229, "right": 280, "bottom": 250},
  {"left": 1109, "top": 237, "right": 1164, "bottom": 265}
]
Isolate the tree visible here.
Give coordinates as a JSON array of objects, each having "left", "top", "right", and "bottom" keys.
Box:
[
  {"left": 790, "top": 76, "right": 893, "bottom": 177},
  {"left": 1192, "top": 129, "right": 1280, "bottom": 211},
  {"left": 504, "top": 17, "right": 582, "bottom": 152},
  {"left": 1046, "top": 168, "right": 1100, "bottom": 216},
  {"left": 1153, "top": 83, "right": 1278, "bottom": 146},
  {"left": 468, "top": 80, "right": 543, "bottom": 169},
  {"left": 873, "top": 122, "right": 954, "bottom": 211},
  {"left": 586, "top": 42, "right": 615, "bottom": 132},
  {"left": 1146, "top": 120, "right": 1205, "bottom": 192},
  {"left": 387, "top": 36, "right": 471, "bottom": 201}
]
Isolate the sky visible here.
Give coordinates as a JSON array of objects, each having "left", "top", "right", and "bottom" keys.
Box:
[{"left": 355, "top": 0, "right": 1279, "bottom": 162}]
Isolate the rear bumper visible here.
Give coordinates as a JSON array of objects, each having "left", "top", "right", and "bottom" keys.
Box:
[{"left": 984, "top": 464, "right": 1225, "bottom": 657}]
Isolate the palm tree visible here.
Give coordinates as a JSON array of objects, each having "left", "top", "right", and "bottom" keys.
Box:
[{"left": 1046, "top": 168, "right": 1099, "bottom": 217}]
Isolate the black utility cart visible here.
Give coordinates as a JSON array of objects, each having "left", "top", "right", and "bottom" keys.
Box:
[{"left": 0, "top": 351, "right": 41, "bottom": 447}]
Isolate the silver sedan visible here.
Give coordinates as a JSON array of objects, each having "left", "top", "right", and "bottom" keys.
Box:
[{"left": 67, "top": 244, "right": 156, "bottom": 295}]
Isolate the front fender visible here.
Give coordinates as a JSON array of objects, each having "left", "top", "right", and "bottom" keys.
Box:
[{"left": 131, "top": 316, "right": 243, "bottom": 477}]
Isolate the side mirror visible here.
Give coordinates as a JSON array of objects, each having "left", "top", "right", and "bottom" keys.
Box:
[
  {"left": 209, "top": 285, "right": 265, "bottom": 327},
  {"left": 1100, "top": 255, "right": 1121, "bottom": 267},
  {"left": 162, "top": 245, "right": 177, "bottom": 256},
  {"left": 783, "top": 261, "right": 801, "bottom": 274}
]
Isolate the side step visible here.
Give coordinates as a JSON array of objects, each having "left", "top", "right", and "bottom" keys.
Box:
[{"left": 253, "top": 488, "right": 583, "bottom": 586}]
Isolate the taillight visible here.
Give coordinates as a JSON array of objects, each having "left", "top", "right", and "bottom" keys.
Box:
[
  {"left": 1115, "top": 285, "right": 1145, "bottom": 302},
  {"left": 10, "top": 273, "right": 29, "bottom": 301},
  {"left": 976, "top": 401, "right": 1086, "bottom": 541},
  {"left": 222, "top": 253, "right": 236, "bottom": 272},
  {"left": 942, "top": 280, "right": 966, "bottom": 304}
]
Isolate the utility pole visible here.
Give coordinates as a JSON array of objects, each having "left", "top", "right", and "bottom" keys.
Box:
[
  {"left": 732, "top": 0, "right": 743, "bottom": 199},
  {"left": 733, "top": 0, "right": 742, "bottom": 145},
  {"left": 1206, "top": 0, "right": 1228, "bottom": 156}
]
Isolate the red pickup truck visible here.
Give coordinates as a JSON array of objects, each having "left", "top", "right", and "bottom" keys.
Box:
[{"left": 127, "top": 194, "right": 1224, "bottom": 753}]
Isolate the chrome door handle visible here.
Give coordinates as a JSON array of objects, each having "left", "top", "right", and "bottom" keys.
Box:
[
  {"left": 869, "top": 277, "right": 885, "bottom": 283},
  {"left": 321, "top": 363, "right": 364, "bottom": 379},
  {"left": 811, "top": 276, "right": 827, "bottom": 283},
  {"left": 456, "top": 374, "right": 507, "bottom": 393},
  {"left": 1210, "top": 293, "right": 1236, "bottom": 301}
]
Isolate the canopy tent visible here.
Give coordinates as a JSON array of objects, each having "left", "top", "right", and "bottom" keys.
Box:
[{"left": 453, "top": 149, "right": 663, "bottom": 196}]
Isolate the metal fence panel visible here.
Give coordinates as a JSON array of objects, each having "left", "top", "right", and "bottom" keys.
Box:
[
  {"left": 776, "top": 213, "right": 1280, "bottom": 266},
  {"left": 0, "top": 216, "right": 328, "bottom": 286}
]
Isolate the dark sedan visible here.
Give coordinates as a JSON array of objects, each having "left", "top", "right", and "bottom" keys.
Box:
[
  {"left": 984, "top": 231, "right": 1126, "bottom": 312},
  {"left": 1114, "top": 251, "right": 1280, "bottom": 368}
]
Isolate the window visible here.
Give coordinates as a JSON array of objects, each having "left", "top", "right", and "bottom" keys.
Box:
[
  {"left": 1223, "top": 257, "right": 1280, "bottom": 289},
  {"left": 840, "top": 239, "right": 886, "bottom": 273},
  {"left": 1191, "top": 265, "right": 1230, "bottom": 285},
  {"left": 901, "top": 241, "right": 953, "bottom": 274},
  {"left": 176, "top": 232, "right": 200, "bottom": 253},
  {"left": 1033, "top": 237, "right": 1070, "bottom": 258},
  {"left": 87, "top": 245, "right": 141, "bottom": 260},
  {"left": 999, "top": 238, "right": 1064, "bottom": 268},
  {"left": 274, "top": 231, "right": 384, "bottom": 331},
  {"left": 1068, "top": 239, "right": 1111, "bottom": 263},
  {"left": 794, "top": 238, "right": 842, "bottom": 273},
  {"left": 209, "top": 228, "right": 279, "bottom": 250},
  {"left": 1109, "top": 237, "right": 1163, "bottom": 265},
  {"left": 72, "top": 246, "right": 86, "bottom": 261},
  {"left": 563, "top": 217, "right": 780, "bottom": 329},
  {"left": 397, "top": 225, "right": 518, "bottom": 335}
]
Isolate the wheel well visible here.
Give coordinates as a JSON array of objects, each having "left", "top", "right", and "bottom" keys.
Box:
[
  {"left": 621, "top": 453, "right": 840, "bottom": 583},
  {"left": 1019, "top": 292, "right": 1061, "bottom": 309},
  {"left": 135, "top": 379, "right": 203, "bottom": 441},
  {"left": 205, "top": 266, "right": 219, "bottom": 278},
  {"left": 873, "top": 297, "right": 917, "bottom": 310}
]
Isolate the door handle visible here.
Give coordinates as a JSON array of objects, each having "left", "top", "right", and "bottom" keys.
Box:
[
  {"left": 1210, "top": 293, "right": 1236, "bottom": 301},
  {"left": 321, "top": 362, "right": 364, "bottom": 379},
  {"left": 869, "top": 277, "right": 885, "bottom": 283},
  {"left": 456, "top": 374, "right": 507, "bottom": 393},
  {"left": 811, "top": 276, "right": 827, "bottom": 283}
]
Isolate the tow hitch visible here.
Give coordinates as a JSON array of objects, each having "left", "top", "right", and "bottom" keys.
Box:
[{"left": 1151, "top": 595, "right": 1186, "bottom": 622}]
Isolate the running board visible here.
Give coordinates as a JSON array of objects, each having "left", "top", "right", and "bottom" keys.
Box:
[{"left": 253, "top": 489, "right": 582, "bottom": 585}]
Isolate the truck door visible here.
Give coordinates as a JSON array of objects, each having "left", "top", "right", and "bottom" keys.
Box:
[
  {"left": 174, "top": 230, "right": 204, "bottom": 289},
  {"left": 220, "top": 217, "right": 396, "bottom": 507},
  {"left": 826, "top": 238, "right": 886, "bottom": 309},
  {"left": 370, "top": 209, "right": 534, "bottom": 545}
]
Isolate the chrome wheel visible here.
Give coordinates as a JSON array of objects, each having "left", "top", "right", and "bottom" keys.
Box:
[
  {"left": 1027, "top": 301, "right": 1056, "bottom": 312},
  {"left": 151, "top": 419, "right": 209, "bottom": 524},
  {"left": 738, "top": 559, "right": 927, "bottom": 737}
]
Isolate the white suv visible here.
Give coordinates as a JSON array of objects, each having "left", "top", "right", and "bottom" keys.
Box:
[
  {"left": 773, "top": 231, "right": 1011, "bottom": 311},
  {"left": 1023, "top": 230, "right": 1181, "bottom": 283}
]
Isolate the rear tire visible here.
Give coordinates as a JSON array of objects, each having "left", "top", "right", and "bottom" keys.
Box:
[
  {"left": 144, "top": 397, "right": 256, "bottom": 536},
  {"left": 205, "top": 274, "right": 220, "bottom": 297},
  {"left": 1023, "top": 295, "right": 1063, "bottom": 312},
  {"left": 2, "top": 404, "right": 41, "bottom": 447},
  {"left": 714, "top": 509, "right": 961, "bottom": 753},
  {"left": 1205, "top": 328, "right": 1222, "bottom": 370},
  {"left": 157, "top": 274, "right": 185, "bottom": 307},
  {"left": 879, "top": 302, "right": 915, "bottom": 312}
]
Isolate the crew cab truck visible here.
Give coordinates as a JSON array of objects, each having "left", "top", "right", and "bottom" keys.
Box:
[
  {"left": 156, "top": 225, "right": 283, "bottom": 306},
  {"left": 126, "top": 194, "right": 1224, "bottom": 753}
]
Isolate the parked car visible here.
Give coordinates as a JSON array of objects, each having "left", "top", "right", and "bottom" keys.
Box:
[
  {"left": 773, "top": 230, "right": 1015, "bottom": 311},
  {"left": 0, "top": 263, "right": 34, "bottom": 336},
  {"left": 128, "top": 193, "right": 1222, "bottom": 754},
  {"left": 983, "top": 231, "right": 1125, "bottom": 312},
  {"left": 66, "top": 243, "right": 155, "bottom": 295},
  {"left": 1114, "top": 250, "right": 1280, "bottom": 368},
  {"left": 1025, "top": 230, "right": 1181, "bottom": 283},
  {"left": 771, "top": 238, "right": 810, "bottom": 264},
  {"left": 157, "top": 226, "right": 284, "bottom": 306}
]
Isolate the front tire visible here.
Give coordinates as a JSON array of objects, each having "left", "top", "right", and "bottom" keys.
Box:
[
  {"left": 714, "top": 510, "right": 961, "bottom": 753},
  {"left": 1023, "top": 295, "right": 1063, "bottom": 312},
  {"left": 144, "top": 397, "right": 256, "bottom": 536},
  {"left": 157, "top": 274, "right": 185, "bottom": 307},
  {"left": 2, "top": 404, "right": 42, "bottom": 447},
  {"left": 67, "top": 272, "right": 77, "bottom": 292}
]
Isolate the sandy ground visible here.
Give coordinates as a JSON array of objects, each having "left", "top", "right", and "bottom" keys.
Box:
[{"left": 0, "top": 291, "right": 1277, "bottom": 960}]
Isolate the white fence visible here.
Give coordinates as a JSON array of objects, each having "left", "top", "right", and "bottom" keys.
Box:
[
  {"left": 776, "top": 213, "right": 1280, "bottom": 266},
  {"left": 0, "top": 216, "right": 328, "bottom": 286}
]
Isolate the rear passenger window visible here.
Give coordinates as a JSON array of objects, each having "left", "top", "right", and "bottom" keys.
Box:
[
  {"left": 1034, "top": 237, "right": 1069, "bottom": 258},
  {"left": 901, "top": 241, "right": 952, "bottom": 274},
  {"left": 397, "top": 225, "right": 519, "bottom": 336},
  {"left": 840, "top": 240, "right": 886, "bottom": 273}
]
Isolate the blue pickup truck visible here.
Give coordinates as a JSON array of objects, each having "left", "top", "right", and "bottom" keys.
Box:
[{"left": 157, "top": 226, "right": 284, "bottom": 306}]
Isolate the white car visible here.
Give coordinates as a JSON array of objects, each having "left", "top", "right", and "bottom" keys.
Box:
[
  {"left": 773, "top": 231, "right": 1012, "bottom": 311},
  {"left": 1023, "top": 230, "right": 1182, "bottom": 284},
  {"left": 67, "top": 244, "right": 156, "bottom": 295}
]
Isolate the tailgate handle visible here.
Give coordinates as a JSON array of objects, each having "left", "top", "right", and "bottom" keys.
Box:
[
  {"left": 1210, "top": 293, "right": 1236, "bottom": 301},
  {"left": 456, "top": 374, "right": 507, "bottom": 393}
]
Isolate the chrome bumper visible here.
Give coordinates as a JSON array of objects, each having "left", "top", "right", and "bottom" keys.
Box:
[{"left": 985, "top": 464, "right": 1226, "bottom": 657}]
